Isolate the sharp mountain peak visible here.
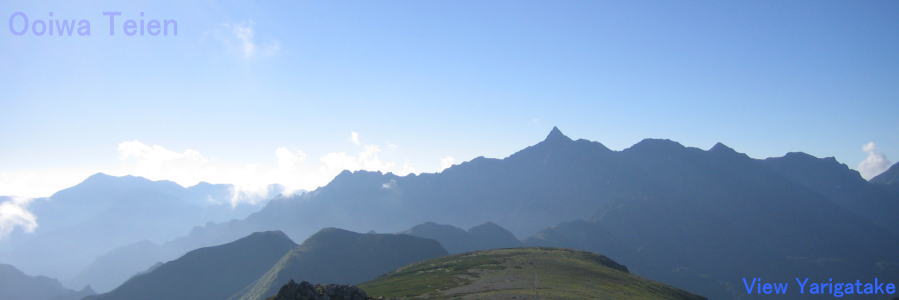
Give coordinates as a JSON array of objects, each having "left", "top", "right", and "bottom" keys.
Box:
[{"left": 543, "top": 126, "right": 573, "bottom": 143}]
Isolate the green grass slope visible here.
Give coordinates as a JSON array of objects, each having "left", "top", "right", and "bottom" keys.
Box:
[{"left": 359, "top": 247, "right": 705, "bottom": 300}]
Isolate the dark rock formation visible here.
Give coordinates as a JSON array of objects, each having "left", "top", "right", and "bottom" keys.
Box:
[{"left": 270, "top": 280, "right": 371, "bottom": 300}]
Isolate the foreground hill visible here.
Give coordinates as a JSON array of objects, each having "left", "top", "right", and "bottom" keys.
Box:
[
  {"left": 0, "top": 263, "right": 94, "bottom": 300},
  {"left": 87, "top": 231, "right": 296, "bottom": 300},
  {"left": 359, "top": 247, "right": 705, "bottom": 300},
  {"left": 233, "top": 228, "right": 448, "bottom": 300},
  {"left": 402, "top": 221, "right": 522, "bottom": 254}
]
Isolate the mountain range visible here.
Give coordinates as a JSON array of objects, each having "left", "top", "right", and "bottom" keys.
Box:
[
  {"left": 165, "top": 127, "right": 898, "bottom": 299},
  {"left": 3, "top": 127, "right": 897, "bottom": 299},
  {"left": 86, "top": 231, "right": 297, "bottom": 300},
  {"left": 0, "top": 173, "right": 278, "bottom": 291}
]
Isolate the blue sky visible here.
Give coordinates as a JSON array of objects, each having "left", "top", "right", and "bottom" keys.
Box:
[{"left": 1, "top": 0, "right": 898, "bottom": 197}]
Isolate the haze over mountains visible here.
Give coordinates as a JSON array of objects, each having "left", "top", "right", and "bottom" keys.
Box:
[
  {"left": 0, "top": 174, "right": 278, "bottom": 291},
  {"left": 1, "top": 127, "right": 897, "bottom": 299},
  {"left": 87, "top": 231, "right": 298, "bottom": 300}
]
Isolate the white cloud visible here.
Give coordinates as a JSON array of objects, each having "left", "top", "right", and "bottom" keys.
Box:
[
  {"left": 116, "top": 141, "right": 286, "bottom": 206},
  {"left": 276, "top": 147, "right": 307, "bottom": 170},
  {"left": 0, "top": 197, "right": 37, "bottom": 239},
  {"left": 858, "top": 142, "right": 892, "bottom": 180},
  {"left": 350, "top": 131, "right": 361, "bottom": 146},
  {"left": 440, "top": 156, "right": 456, "bottom": 171},
  {"left": 0, "top": 170, "right": 92, "bottom": 199},
  {"left": 113, "top": 132, "right": 420, "bottom": 204},
  {"left": 321, "top": 145, "right": 397, "bottom": 174},
  {"left": 117, "top": 140, "right": 208, "bottom": 181},
  {"left": 217, "top": 21, "right": 280, "bottom": 58},
  {"left": 0, "top": 131, "right": 439, "bottom": 218}
]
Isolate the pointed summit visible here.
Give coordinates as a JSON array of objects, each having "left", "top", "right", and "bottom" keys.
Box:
[
  {"left": 709, "top": 142, "right": 738, "bottom": 154},
  {"left": 544, "top": 126, "right": 572, "bottom": 143}
]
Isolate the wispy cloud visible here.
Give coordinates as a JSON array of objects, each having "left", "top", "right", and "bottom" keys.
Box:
[
  {"left": 216, "top": 21, "right": 280, "bottom": 58},
  {"left": 350, "top": 131, "right": 361, "bottom": 146},
  {"left": 858, "top": 142, "right": 892, "bottom": 180},
  {"left": 321, "top": 132, "right": 417, "bottom": 175},
  {"left": 0, "top": 197, "right": 37, "bottom": 239}
]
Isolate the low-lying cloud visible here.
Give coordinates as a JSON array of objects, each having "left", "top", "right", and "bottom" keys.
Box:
[{"left": 0, "top": 197, "right": 37, "bottom": 239}]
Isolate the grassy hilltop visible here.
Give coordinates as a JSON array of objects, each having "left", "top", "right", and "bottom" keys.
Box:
[{"left": 360, "top": 247, "right": 705, "bottom": 300}]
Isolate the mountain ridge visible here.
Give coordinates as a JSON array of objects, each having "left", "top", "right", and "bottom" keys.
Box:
[
  {"left": 87, "top": 230, "right": 297, "bottom": 300},
  {"left": 232, "top": 228, "right": 448, "bottom": 300}
]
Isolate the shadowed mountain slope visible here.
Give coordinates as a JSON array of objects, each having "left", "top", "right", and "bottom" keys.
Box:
[
  {"left": 872, "top": 162, "right": 899, "bottom": 186},
  {"left": 233, "top": 228, "right": 448, "bottom": 300},
  {"left": 87, "top": 231, "right": 296, "bottom": 300},
  {"left": 402, "top": 221, "right": 522, "bottom": 254}
]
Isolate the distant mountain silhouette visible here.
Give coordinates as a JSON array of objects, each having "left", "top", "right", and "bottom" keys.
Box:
[
  {"left": 402, "top": 221, "right": 521, "bottom": 253},
  {"left": 70, "top": 240, "right": 172, "bottom": 293},
  {"left": 0, "top": 173, "right": 273, "bottom": 291},
  {"left": 0, "top": 263, "right": 94, "bottom": 300},
  {"left": 232, "top": 228, "right": 448, "bottom": 300},
  {"left": 87, "top": 231, "right": 296, "bottom": 300}
]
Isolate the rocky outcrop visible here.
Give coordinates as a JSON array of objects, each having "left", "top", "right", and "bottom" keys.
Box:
[{"left": 269, "top": 280, "right": 371, "bottom": 300}]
